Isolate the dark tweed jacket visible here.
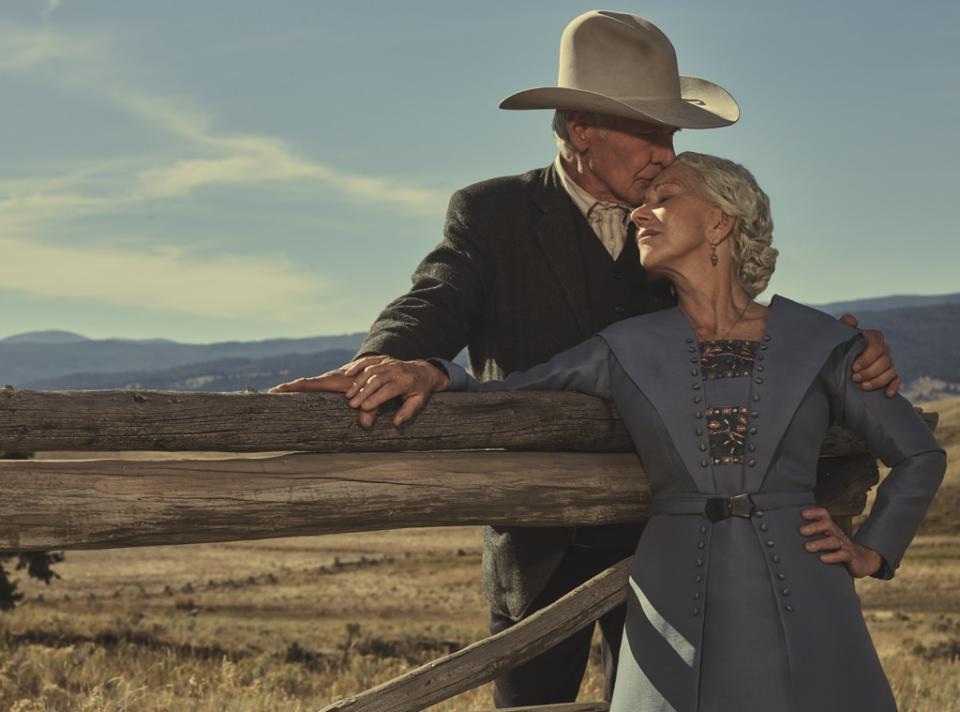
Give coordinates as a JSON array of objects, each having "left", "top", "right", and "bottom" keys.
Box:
[{"left": 357, "top": 164, "right": 674, "bottom": 620}]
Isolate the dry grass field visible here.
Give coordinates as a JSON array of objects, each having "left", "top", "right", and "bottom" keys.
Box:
[{"left": 1, "top": 397, "right": 958, "bottom": 711}]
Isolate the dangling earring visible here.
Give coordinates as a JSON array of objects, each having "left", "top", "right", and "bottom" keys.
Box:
[{"left": 706, "top": 233, "right": 731, "bottom": 267}]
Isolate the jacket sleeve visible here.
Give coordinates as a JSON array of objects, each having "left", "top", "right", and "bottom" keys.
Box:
[
  {"left": 429, "top": 334, "right": 614, "bottom": 400},
  {"left": 825, "top": 334, "right": 947, "bottom": 580},
  {"left": 354, "top": 188, "right": 491, "bottom": 361}
]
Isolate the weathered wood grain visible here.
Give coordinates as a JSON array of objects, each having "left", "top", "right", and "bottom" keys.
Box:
[
  {"left": 319, "top": 558, "right": 630, "bottom": 712},
  {"left": 0, "top": 388, "right": 937, "bottom": 454},
  {"left": 0, "top": 451, "right": 875, "bottom": 551}
]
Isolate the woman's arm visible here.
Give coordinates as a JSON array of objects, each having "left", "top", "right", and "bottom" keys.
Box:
[
  {"left": 344, "top": 335, "right": 615, "bottom": 426},
  {"left": 824, "top": 334, "right": 947, "bottom": 579}
]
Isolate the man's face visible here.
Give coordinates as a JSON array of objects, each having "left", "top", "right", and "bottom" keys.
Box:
[{"left": 579, "top": 116, "right": 678, "bottom": 205}]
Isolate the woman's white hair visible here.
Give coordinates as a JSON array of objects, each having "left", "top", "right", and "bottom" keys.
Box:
[{"left": 675, "top": 151, "right": 778, "bottom": 298}]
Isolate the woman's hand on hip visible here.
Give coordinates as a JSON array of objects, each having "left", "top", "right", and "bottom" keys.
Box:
[
  {"left": 343, "top": 357, "right": 450, "bottom": 428},
  {"left": 799, "top": 507, "right": 883, "bottom": 578}
]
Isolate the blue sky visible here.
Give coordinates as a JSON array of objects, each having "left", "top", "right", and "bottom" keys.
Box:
[{"left": 1, "top": 0, "right": 957, "bottom": 342}]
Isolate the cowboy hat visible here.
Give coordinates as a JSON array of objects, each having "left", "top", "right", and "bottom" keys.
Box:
[{"left": 500, "top": 11, "right": 739, "bottom": 129}]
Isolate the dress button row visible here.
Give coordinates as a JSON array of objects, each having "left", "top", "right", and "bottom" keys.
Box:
[{"left": 762, "top": 511, "right": 794, "bottom": 612}]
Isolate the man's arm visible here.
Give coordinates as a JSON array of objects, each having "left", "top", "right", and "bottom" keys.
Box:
[
  {"left": 355, "top": 188, "right": 491, "bottom": 361},
  {"left": 837, "top": 314, "right": 900, "bottom": 397},
  {"left": 270, "top": 188, "right": 492, "bottom": 427}
]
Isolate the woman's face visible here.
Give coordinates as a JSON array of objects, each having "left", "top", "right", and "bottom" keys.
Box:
[{"left": 630, "top": 163, "right": 727, "bottom": 277}]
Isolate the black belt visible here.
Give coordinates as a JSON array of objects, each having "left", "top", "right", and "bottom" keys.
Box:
[{"left": 650, "top": 491, "right": 816, "bottom": 523}]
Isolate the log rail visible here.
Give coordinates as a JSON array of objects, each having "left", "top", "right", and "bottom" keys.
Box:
[{"left": 0, "top": 387, "right": 940, "bottom": 711}]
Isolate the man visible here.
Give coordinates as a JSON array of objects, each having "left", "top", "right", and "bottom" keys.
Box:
[{"left": 272, "top": 11, "right": 900, "bottom": 706}]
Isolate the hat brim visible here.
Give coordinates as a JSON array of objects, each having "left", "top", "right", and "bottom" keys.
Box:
[{"left": 499, "top": 76, "right": 739, "bottom": 129}]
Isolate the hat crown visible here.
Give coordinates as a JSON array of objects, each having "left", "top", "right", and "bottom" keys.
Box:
[{"left": 558, "top": 11, "right": 681, "bottom": 100}]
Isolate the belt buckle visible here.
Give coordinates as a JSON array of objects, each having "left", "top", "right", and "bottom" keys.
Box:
[
  {"left": 728, "top": 492, "right": 756, "bottom": 518},
  {"left": 705, "top": 493, "right": 755, "bottom": 522}
]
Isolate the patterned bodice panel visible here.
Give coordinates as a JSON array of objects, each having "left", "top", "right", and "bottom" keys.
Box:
[{"left": 698, "top": 340, "right": 760, "bottom": 474}]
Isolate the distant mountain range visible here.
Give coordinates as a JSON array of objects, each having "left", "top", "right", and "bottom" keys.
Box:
[{"left": 2, "top": 292, "right": 957, "bottom": 401}]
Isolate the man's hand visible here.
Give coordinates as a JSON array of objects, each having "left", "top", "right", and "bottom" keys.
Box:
[
  {"left": 838, "top": 314, "right": 900, "bottom": 397},
  {"left": 267, "top": 356, "right": 392, "bottom": 430},
  {"left": 343, "top": 357, "right": 450, "bottom": 428},
  {"left": 799, "top": 507, "right": 883, "bottom": 578}
]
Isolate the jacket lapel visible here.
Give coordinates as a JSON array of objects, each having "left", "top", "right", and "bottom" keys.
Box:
[
  {"left": 744, "top": 295, "right": 860, "bottom": 491},
  {"left": 531, "top": 164, "right": 592, "bottom": 339},
  {"left": 599, "top": 295, "right": 861, "bottom": 495},
  {"left": 600, "top": 307, "right": 717, "bottom": 493}
]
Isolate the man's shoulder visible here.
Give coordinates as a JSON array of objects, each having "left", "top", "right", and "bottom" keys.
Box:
[{"left": 452, "top": 165, "right": 553, "bottom": 205}]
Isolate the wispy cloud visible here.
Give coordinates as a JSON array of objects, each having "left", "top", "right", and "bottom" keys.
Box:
[
  {"left": 0, "top": 21, "right": 96, "bottom": 71},
  {"left": 0, "top": 22, "right": 446, "bottom": 215},
  {"left": 0, "top": 235, "right": 325, "bottom": 321},
  {"left": 0, "top": 19, "right": 445, "bottom": 321}
]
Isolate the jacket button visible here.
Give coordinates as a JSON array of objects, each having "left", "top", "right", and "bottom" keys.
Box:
[
  {"left": 757, "top": 364, "right": 765, "bottom": 372},
  {"left": 614, "top": 305, "right": 625, "bottom": 315},
  {"left": 696, "top": 411, "right": 704, "bottom": 419},
  {"left": 686, "top": 337, "right": 694, "bottom": 343},
  {"left": 699, "top": 443, "right": 707, "bottom": 452},
  {"left": 750, "top": 411, "right": 759, "bottom": 418},
  {"left": 777, "top": 573, "right": 786, "bottom": 580},
  {"left": 694, "top": 395, "right": 702, "bottom": 403},
  {"left": 758, "top": 353, "right": 765, "bottom": 361},
  {"left": 700, "top": 459, "right": 709, "bottom": 467},
  {"left": 697, "top": 540, "right": 705, "bottom": 549},
  {"left": 691, "top": 369, "right": 699, "bottom": 376},
  {"left": 748, "top": 443, "right": 756, "bottom": 452},
  {"left": 696, "top": 558, "right": 703, "bottom": 567},
  {"left": 748, "top": 459, "right": 757, "bottom": 467},
  {"left": 755, "top": 510, "right": 765, "bottom": 517},
  {"left": 766, "top": 540, "right": 776, "bottom": 547},
  {"left": 696, "top": 428, "right": 704, "bottom": 436},
  {"left": 694, "top": 592, "right": 701, "bottom": 600},
  {"left": 760, "top": 523, "right": 769, "bottom": 531},
  {"left": 755, "top": 377, "right": 764, "bottom": 384},
  {"left": 749, "top": 427, "right": 758, "bottom": 434},
  {"left": 692, "top": 383, "right": 701, "bottom": 390},
  {"left": 693, "top": 607, "right": 700, "bottom": 616},
  {"left": 753, "top": 394, "right": 761, "bottom": 401},
  {"left": 772, "top": 554, "right": 781, "bottom": 563},
  {"left": 763, "top": 335, "right": 772, "bottom": 342},
  {"left": 688, "top": 346, "right": 696, "bottom": 353},
  {"left": 760, "top": 344, "right": 768, "bottom": 350},
  {"left": 690, "top": 356, "right": 699, "bottom": 363},
  {"left": 781, "top": 588, "right": 790, "bottom": 596},
  {"left": 784, "top": 604, "right": 794, "bottom": 612},
  {"left": 700, "top": 525, "right": 707, "bottom": 534}
]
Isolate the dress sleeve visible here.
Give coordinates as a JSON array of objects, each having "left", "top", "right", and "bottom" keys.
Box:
[
  {"left": 429, "top": 334, "right": 614, "bottom": 400},
  {"left": 825, "top": 334, "right": 947, "bottom": 580}
]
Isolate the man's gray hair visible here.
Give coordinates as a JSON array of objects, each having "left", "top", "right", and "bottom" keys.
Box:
[
  {"left": 552, "top": 110, "right": 577, "bottom": 161},
  {"left": 675, "top": 152, "right": 778, "bottom": 298}
]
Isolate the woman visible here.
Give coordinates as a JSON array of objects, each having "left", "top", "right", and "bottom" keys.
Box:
[{"left": 335, "top": 153, "right": 946, "bottom": 711}]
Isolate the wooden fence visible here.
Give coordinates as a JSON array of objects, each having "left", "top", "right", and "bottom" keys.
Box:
[{"left": 0, "top": 386, "right": 939, "bottom": 711}]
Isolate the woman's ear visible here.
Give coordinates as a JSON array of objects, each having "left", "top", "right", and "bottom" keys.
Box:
[{"left": 712, "top": 209, "right": 736, "bottom": 240}]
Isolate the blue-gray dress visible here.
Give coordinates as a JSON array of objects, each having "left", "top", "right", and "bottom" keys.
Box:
[{"left": 433, "top": 295, "right": 946, "bottom": 712}]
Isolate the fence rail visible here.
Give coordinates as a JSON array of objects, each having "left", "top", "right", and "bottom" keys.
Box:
[{"left": 0, "top": 387, "right": 940, "bottom": 711}]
